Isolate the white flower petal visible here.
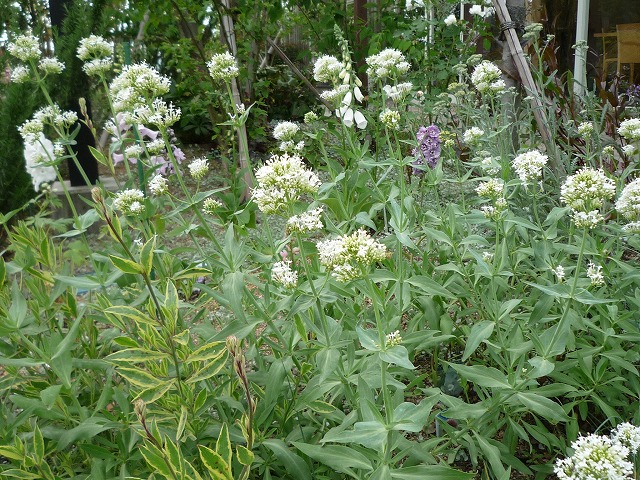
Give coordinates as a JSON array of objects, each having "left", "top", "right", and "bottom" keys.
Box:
[
  {"left": 354, "top": 86, "right": 364, "bottom": 102},
  {"left": 354, "top": 110, "right": 367, "bottom": 129}
]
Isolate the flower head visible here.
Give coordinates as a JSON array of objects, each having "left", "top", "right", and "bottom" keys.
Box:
[
  {"left": 561, "top": 168, "right": 616, "bottom": 214},
  {"left": 271, "top": 260, "right": 298, "bottom": 289},
  {"left": 586, "top": 262, "right": 605, "bottom": 286},
  {"left": 188, "top": 157, "right": 209, "bottom": 180},
  {"left": 7, "top": 34, "right": 41, "bottom": 62},
  {"left": 208, "top": 52, "right": 239, "bottom": 81},
  {"left": 471, "top": 61, "right": 505, "bottom": 95},
  {"left": 38, "top": 57, "right": 65, "bottom": 75},
  {"left": 552, "top": 265, "right": 565, "bottom": 282},
  {"left": 304, "top": 111, "right": 319, "bottom": 124},
  {"left": 554, "top": 434, "right": 632, "bottom": 480},
  {"left": 313, "top": 55, "right": 342, "bottom": 83},
  {"left": 109, "top": 63, "right": 171, "bottom": 116},
  {"left": 287, "top": 207, "right": 324, "bottom": 233},
  {"left": 611, "top": 423, "right": 640, "bottom": 454},
  {"left": 10, "top": 65, "right": 30, "bottom": 84},
  {"left": 444, "top": 14, "right": 457, "bottom": 26},
  {"left": 203, "top": 197, "right": 223, "bottom": 215},
  {"left": 463, "top": 127, "right": 485, "bottom": 145},
  {"left": 379, "top": 109, "right": 401, "bottom": 130},
  {"left": 412, "top": 125, "right": 441, "bottom": 174},
  {"left": 148, "top": 174, "right": 168, "bottom": 196},
  {"left": 366, "top": 49, "right": 410, "bottom": 80},
  {"left": 385, "top": 330, "right": 402, "bottom": 347},
  {"left": 618, "top": 118, "right": 640, "bottom": 142},
  {"left": 476, "top": 178, "right": 504, "bottom": 199},
  {"left": 24, "top": 134, "right": 56, "bottom": 191},
  {"left": 512, "top": 149, "right": 548, "bottom": 184},
  {"left": 383, "top": 82, "right": 413, "bottom": 102},
  {"left": 616, "top": 178, "right": 640, "bottom": 224},
  {"left": 273, "top": 121, "right": 299, "bottom": 141},
  {"left": 77, "top": 35, "right": 113, "bottom": 61},
  {"left": 113, "top": 189, "right": 146, "bottom": 215},
  {"left": 577, "top": 122, "right": 594, "bottom": 136},
  {"left": 317, "top": 229, "right": 388, "bottom": 282}
]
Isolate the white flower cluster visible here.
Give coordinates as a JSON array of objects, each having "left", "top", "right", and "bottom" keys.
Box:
[
  {"left": 109, "top": 63, "right": 171, "bottom": 118},
  {"left": 555, "top": 433, "right": 632, "bottom": 480},
  {"left": 552, "top": 265, "right": 565, "bottom": 282},
  {"left": 469, "top": 4, "right": 494, "bottom": 17},
  {"left": 383, "top": 82, "right": 413, "bottom": 101},
  {"left": 317, "top": 229, "right": 388, "bottom": 282},
  {"left": 615, "top": 178, "right": 640, "bottom": 230},
  {"left": 287, "top": 207, "right": 324, "bottom": 233},
  {"left": 113, "top": 189, "right": 146, "bottom": 215},
  {"left": 512, "top": 149, "right": 548, "bottom": 184},
  {"left": 444, "top": 14, "right": 457, "bottom": 26},
  {"left": 577, "top": 122, "right": 594, "bottom": 136},
  {"left": 273, "top": 121, "right": 299, "bottom": 141},
  {"left": 203, "top": 197, "right": 223, "bottom": 215},
  {"left": 38, "top": 57, "right": 65, "bottom": 75},
  {"left": 304, "top": 111, "right": 319, "bottom": 124},
  {"left": 365, "top": 49, "right": 410, "bottom": 80},
  {"left": 7, "top": 34, "right": 41, "bottom": 62},
  {"left": 19, "top": 105, "right": 78, "bottom": 144},
  {"left": 476, "top": 178, "right": 504, "bottom": 199},
  {"left": 481, "top": 198, "right": 508, "bottom": 220},
  {"left": 561, "top": 168, "right": 615, "bottom": 227},
  {"left": 313, "top": 55, "right": 342, "bottom": 83},
  {"left": 385, "top": 330, "right": 402, "bottom": 347},
  {"left": 77, "top": 35, "right": 113, "bottom": 61},
  {"left": 135, "top": 98, "right": 182, "bottom": 129},
  {"left": 618, "top": 118, "right": 640, "bottom": 142},
  {"left": 573, "top": 210, "right": 605, "bottom": 229},
  {"left": 207, "top": 52, "right": 239, "bottom": 81},
  {"left": 24, "top": 134, "right": 56, "bottom": 191},
  {"left": 586, "top": 262, "right": 605, "bottom": 286},
  {"left": 188, "top": 157, "right": 209, "bottom": 180},
  {"left": 379, "top": 109, "right": 401, "bottom": 130},
  {"left": 148, "top": 174, "right": 168, "bottom": 196},
  {"left": 271, "top": 260, "right": 298, "bottom": 289},
  {"left": 253, "top": 153, "right": 321, "bottom": 215},
  {"left": 10, "top": 65, "right": 30, "bottom": 84},
  {"left": 320, "top": 84, "right": 351, "bottom": 105},
  {"left": 471, "top": 61, "right": 505, "bottom": 95},
  {"left": 463, "top": 127, "right": 485, "bottom": 145},
  {"left": 612, "top": 423, "right": 640, "bottom": 453}
]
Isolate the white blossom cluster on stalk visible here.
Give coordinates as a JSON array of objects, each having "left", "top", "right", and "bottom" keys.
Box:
[
  {"left": 611, "top": 423, "right": 640, "bottom": 453},
  {"left": 385, "top": 330, "right": 402, "bottom": 347},
  {"left": 38, "top": 57, "right": 65, "bottom": 75},
  {"left": 271, "top": 260, "right": 298, "bottom": 289},
  {"left": 253, "top": 153, "right": 321, "bottom": 215},
  {"left": 316, "top": 229, "right": 388, "bottom": 282},
  {"left": 7, "top": 33, "right": 41, "bottom": 62},
  {"left": 313, "top": 55, "right": 342, "bottom": 83},
  {"left": 207, "top": 51, "right": 239, "bottom": 81},
  {"left": 109, "top": 63, "right": 171, "bottom": 122},
  {"left": 476, "top": 178, "right": 504, "bottom": 200},
  {"left": 554, "top": 433, "right": 633, "bottom": 480},
  {"left": 560, "top": 168, "right": 615, "bottom": 228},
  {"left": 10, "top": 65, "right": 30, "bottom": 84},
  {"left": 136, "top": 98, "right": 182, "bottom": 129},
  {"left": 113, "top": 189, "right": 146, "bottom": 216},
  {"left": 512, "top": 149, "right": 548, "bottom": 184},
  {"left": 586, "top": 262, "right": 605, "bottom": 286},
  {"left": 287, "top": 207, "right": 324, "bottom": 233},
  {"left": 365, "top": 48, "right": 410, "bottom": 80},
  {"left": 618, "top": 118, "right": 640, "bottom": 142},
  {"left": 273, "top": 121, "right": 299, "bottom": 142},
  {"left": 480, "top": 198, "right": 508, "bottom": 220},
  {"left": 577, "top": 122, "right": 594, "bottom": 136},
  {"left": 188, "top": 157, "right": 209, "bottom": 180},
  {"left": 471, "top": 61, "right": 506, "bottom": 95},
  {"left": 383, "top": 82, "right": 413, "bottom": 102},
  {"left": 203, "top": 197, "right": 223, "bottom": 215},
  {"left": 444, "top": 14, "right": 457, "bottom": 26},
  {"left": 304, "top": 111, "right": 319, "bottom": 124},
  {"left": 379, "top": 109, "right": 401, "bottom": 130},
  {"left": 463, "top": 127, "right": 484, "bottom": 145},
  {"left": 77, "top": 35, "right": 113, "bottom": 76},
  {"left": 469, "top": 4, "right": 494, "bottom": 17},
  {"left": 552, "top": 265, "right": 565, "bottom": 282},
  {"left": 615, "top": 178, "right": 640, "bottom": 232},
  {"left": 24, "top": 134, "right": 57, "bottom": 191},
  {"left": 148, "top": 174, "right": 168, "bottom": 196},
  {"left": 19, "top": 105, "right": 78, "bottom": 145}
]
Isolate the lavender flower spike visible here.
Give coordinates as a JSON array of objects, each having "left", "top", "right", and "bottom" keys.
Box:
[{"left": 412, "top": 124, "right": 441, "bottom": 175}]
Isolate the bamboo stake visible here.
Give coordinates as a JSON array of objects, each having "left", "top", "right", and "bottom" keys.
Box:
[{"left": 491, "top": 0, "right": 561, "bottom": 172}]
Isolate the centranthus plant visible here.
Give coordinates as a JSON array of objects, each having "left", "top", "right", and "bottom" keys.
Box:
[{"left": 2, "top": 14, "right": 640, "bottom": 480}]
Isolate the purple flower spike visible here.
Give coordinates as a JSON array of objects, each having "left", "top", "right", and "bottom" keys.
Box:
[{"left": 412, "top": 124, "right": 441, "bottom": 175}]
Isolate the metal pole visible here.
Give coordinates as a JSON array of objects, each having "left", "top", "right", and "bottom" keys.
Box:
[{"left": 573, "top": 0, "right": 590, "bottom": 96}]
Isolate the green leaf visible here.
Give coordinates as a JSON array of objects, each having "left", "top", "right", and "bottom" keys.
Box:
[
  {"left": 185, "top": 351, "right": 228, "bottom": 384},
  {"left": 0, "top": 446, "right": 24, "bottom": 461},
  {"left": 525, "top": 282, "right": 571, "bottom": 299},
  {"left": 474, "top": 434, "right": 508, "bottom": 479},
  {"left": 527, "top": 356, "right": 555, "bottom": 378},
  {"left": 449, "top": 364, "right": 511, "bottom": 389},
  {"left": 140, "top": 443, "right": 174, "bottom": 479},
  {"left": 293, "top": 442, "right": 373, "bottom": 474},
  {"left": 56, "top": 417, "right": 118, "bottom": 450},
  {"left": 216, "top": 423, "right": 232, "bottom": 469},
  {"left": 1, "top": 469, "right": 42, "bottom": 479},
  {"left": 321, "top": 420, "right": 387, "bottom": 450},
  {"left": 106, "top": 348, "right": 169, "bottom": 364},
  {"left": 198, "top": 445, "right": 233, "bottom": 480},
  {"left": 307, "top": 400, "right": 336, "bottom": 414},
  {"left": 116, "top": 367, "right": 167, "bottom": 389},
  {"left": 187, "top": 341, "right": 226, "bottom": 363},
  {"left": 379, "top": 345, "right": 415, "bottom": 370},
  {"left": 262, "top": 439, "right": 311, "bottom": 480},
  {"left": 236, "top": 445, "right": 254, "bottom": 466},
  {"left": 109, "top": 255, "right": 143, "bottom": 275},
  {"left": 389, "top": 465, "right": 475, "bottom": 479},
  {"left": 54, "top": 274, "right": 103, "bottom": 290},
  {"left": 462, "top": 321, "right": 495, "bottom": 361},
  {"left": 8, "top": 281, "right": 27, "bottom": 328},
  {"left": 104, "top": 306, "right": 156, "bottom": 325},
  {"left": 406, "top": 275, "right": 454, "bottom": 298},
  {"left": 51, "top": 313, "right": 84, "bottom": 360},
  {"left": 139, "top": 235, "right": 156, "bottom": 276},
  {"left": 514, "top": 392, "right": 569, "bottom": 423},
  {"left": 33, "top": 424, "right": 44, "bottom": 464},
  {"left": 357, "top": 326, "right": 380, "bottom": 351}
]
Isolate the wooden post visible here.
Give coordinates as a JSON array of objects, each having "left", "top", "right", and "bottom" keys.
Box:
[{"left": 491, "top": 0, "right": 561, "bottom": 172}]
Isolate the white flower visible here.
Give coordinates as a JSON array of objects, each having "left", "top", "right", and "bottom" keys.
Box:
[
  {"left": 313, "top": 55, "right": 342, "bottom": 83},
  {"left": 444, "top": 14, "right": 457, "bottom": 26},
  {"left": 560, "top": 168, "right": 616, "bottom": 213},
  {"left": 125, "top": 145, "right": 143, "bottom": 158},
  {"left": 273, "top": 121, "right": 299, "bottom": 141},
  {"left": 366, "top": 49, "right": 410, "bottom": 79},
  {"left": 611, "top": 423, "right": 640, "bottom": 454},
  {"left": 287, "top": 207, "right": 324, "bottom": 233},
  {"left": 38, "top": 57, "right": 65, "bottom": 75},
  {"left": 482, "top": 251, "right": 494, "bottom": 262},
  {"left": 10, "top": 65, "right": 30, "bottom": 84},
  {"left": 622, "top": 144, "right": 636, "bottom": 156},
  {"left": 138, "top": 99, "right": 181, "bottom": 128},
  {"left": 577, "top": 121, "right": 594, "bottom": 136},
  {"left": 320, "top": 84, "right": 350, "bottom": 105},
  {"left": 304, "top": 111, "right": 319, "bottom": 124},
  {"left": 469, "top": 4, "right": 483, "bottom": 15},
  {"left": 553, "top": 265, "right": 565, "bottom": 282},
  {"left": 379, "top": 109, "right": 401, "bottom": 130},
  {"left": 77, "top": 35, "right": 113, "bottom": 61},
  {"left": 203, "top": 197, "right": 223, "bottom": 215},
  {"left": 476, "top": 178, "right": 504, "bottom": 199},
  {"left": 109, "top": 63, "right": 171, "bottom": 115},
  {"left": 385, "top": 330, "right": 402, "bottom": 347},
  {"left": 7, "top": 34, "right": 41, "bottom": 62},
  {"left": 146, "top": 139, "right": 165, "bottom": 155},
  {"left": 512, "top": 149, "right": 548, "bottom": 184},
  {"left": 471, "top": 61, "right": 505, "bottom": 95},
  {"left": 383, "top": 82, "right": 413, "bottom": 101},
  {"left": 271, "top": 260, "right": 298, "bottom": 289},
  {"left": 618, "top": 118, "right": 640, "bottom": 142},
  {"left": 406, "top": 0, "right": 424, "bottom": 11},
  {"left": 338, "top": 106, "right": 367, "bottom": 129},
  {"left": 572, "top": 210, "right": 605, "bottom": 229},
  {"left": 207, "top": 51, "right": 239, "bottom": 81},
  {"left": 148, "top": 174, "right": 168, "bottom": 195},
  {"left": 554, "top": 434, "right": 632, "bottom": 480},
  {"left": 188, "top": 157, "right": 209, "bottom": 180},
  {"left": 83, "top": 57, "right": 113, "bottom": 76},
  {"left": 586, "top": 262, "right": 605, "bottom": 286},
  {"left": 317, "top": 229, "right": 387, "bottom": 282},
  {"left": 253, "top": 153, "right": 321, "bottom": 215},
  {"left": 463, "top": 127, "right": 485, "bottom": 145},
  {"left": 617, "top": 178, "right": 640, "bottom": 222},
  {"left": 24, "top": 134, "right": 56, "bottom": 190},
  {"left": 113, "top": 189, "right": 146, "bottom": 215}
]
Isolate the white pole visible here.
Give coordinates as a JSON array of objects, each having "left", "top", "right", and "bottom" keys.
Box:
[{"left": 573, "top": 0, "right": 590, "bottom": 96}]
